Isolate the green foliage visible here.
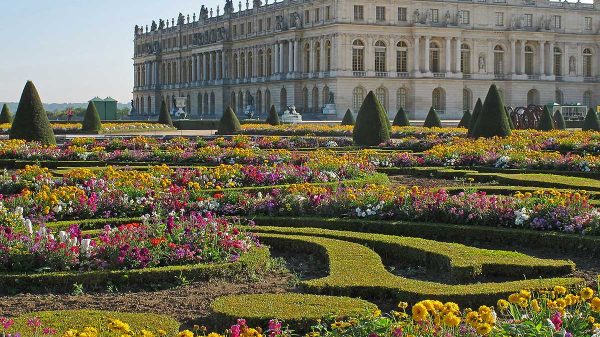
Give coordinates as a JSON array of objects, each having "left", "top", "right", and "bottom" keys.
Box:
[
  {"left": 341, "top": 109, "right": 355, "bottom": 126},
  {"left": 158, "top": 100, "right": 173, "bottom": 127},
  {"left": 0, "top": 104, "right": 13, "bottom": 124},
  {"left": 423, "top": 107, "right": 442, "bottom": 128},
  {"left": 554, "top": 110, "right": 567, "bottom": 130},
  {"left": 392, "top": 107, "right": 410, "bottom": 127},
  {"left": 467, "top": 98, "right": 483, "bottom": 137},
  {"left": 582, "top": 108, "right": 600, "bottom": 131},
  {"left": 537, "top": 106, "right": 555, "bottom": 131},
  {"left": 266, "top": 105, "right": 281, "bottom": 126},
  {"left": 212, "top": 293, "right": 376, "bottom": 331},
  {"left": 9, "top": 81, "right": 56, "bottom": 145},
  {"left": 457, "top": 110, "right": 471, "bottom": 128},
  {"left": 471, "top": 85, "right": 512, "bottom": 138},
  {"left": 81, "top": 102, "right": 102, "bottom": 132},
  {"left": 218, "top": 106, "right": 242, "bottom": 134},
  {"left": 352, "top": 91, "right": 391, "bottom": 146},
  {"left": 505, "top": 107, "right": 515, "bottom": 130}
]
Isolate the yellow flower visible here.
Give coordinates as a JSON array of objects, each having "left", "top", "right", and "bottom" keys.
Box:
[
  {"left": 442, "top": 313, "right": 461, "bottom": 327},
  {"left": 531, "top": 299, "right": 541, "bottom": 313},
  {"left": 581, "top": 287, "right": 595, "bottom": 300},
  {"left": 497, "top": 299, "right": 509, "bottom": 310},
  {"left": 62, "top": 329, "right": 79, "bottom": 337},
  {"left": 519, "top": 289, "right": 531, "bottom": 300},
  {"left": 588, "top": 316, "right": 596, "bottom": 324},
  {"left": 412, "top": 303, "right": 429, "bottom": 321},
  {"left": 140, "top": 330, "right": 155, "bottom": 337},
  {"left": 591, "top": 297, "right": 600, "bottom": 312},
  {"left": 466, "top": 311, "right": 479, "bottom": 327},
  {"left": 157, "top": 330, "right": 167, "bottom": 336},
  {"left": 397, "top": 302, "right": 409, "bottom": 310},
  {"left": 476, "top": 323, "right": 492, "bottom": 335},
  {"left": 508, "top": 293, "right": 521, "bottom": 304},
  {"left": 207, "top": 333, "right": 224, "bottom": 337},
  {"left": 554, "top": 286, "right": 567, "bottom": 295},
  {"left": 177, "top": 330, "right": 194, "bottom": 337}
]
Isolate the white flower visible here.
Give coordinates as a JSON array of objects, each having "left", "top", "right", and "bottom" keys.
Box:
[
  {"left": 58, "top": 231, "right": 69, "bottom": 243},
  {"left": 23, "top": 219, "right": 33, "bottom": 234},
  {"left": 514, "top": 207, "right": 530, "bottom": 226},
  {"left": 80, "top": 239, "right": 92, "bottom": 258}
]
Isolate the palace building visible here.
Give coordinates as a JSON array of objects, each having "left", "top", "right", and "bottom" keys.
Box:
[{"left": 132, "top": 0, "right": 600, "bottom": 119}]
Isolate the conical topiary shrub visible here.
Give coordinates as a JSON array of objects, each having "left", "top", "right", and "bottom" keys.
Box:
[
  {"left": 81, "top": 101, "right": 102, "bottom": 132},
  {"left": 9, "top": 81, "right": 56, "bottom": 145},
  {"left": 158, "top": 100, "right": 173, "bottom": 126},
  {"left": 553, "top": 110, "right": 566, "bottom": 130},
  {"left": 582, "top": 108, "right": 600, "bottom": 131},
  {"left": 537, "top": 105, "right": 555, "bottom": 131},
  {"left": 0, "top": 104, "right": 13, "bottom": 124},
  {"left": 266, "top": 105, "right": 280, "bottom": 126},
  {"left": 341, "top": 109, "right": 355, "bottom": 126},
  {"left": 423, "top": 107, "right": 442, "bottom": 128},
  {"left": 218, "top": 106, "right": 242, "bottom": 134},
  {"left": 505, "top": 107, "right": 515, "bottom": 130},
  {"left": 471, "top": 84, "right": 512, "bottom": 138},
  {"left": 352, "top": 91, "right": 391, "bottom": 146},
  {"left": 467, "top": 98, "right": 483, "bottom": 137},
  {"left": 392, "top": 107, "right": 410, "bottom": 127},
  {"left": 457, "top": 110, "right": 471, "bottom": 128}
]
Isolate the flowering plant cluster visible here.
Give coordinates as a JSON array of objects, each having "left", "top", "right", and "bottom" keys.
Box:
[{"left": 0, "top": 122, "right": 174, "bottom": 135}]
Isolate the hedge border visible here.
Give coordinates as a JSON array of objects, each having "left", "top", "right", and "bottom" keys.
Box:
[{"left": 379, "top": 166, "right": 600, "bottom": 180}]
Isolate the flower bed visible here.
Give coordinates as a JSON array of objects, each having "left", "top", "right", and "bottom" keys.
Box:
[{"left": 0, "top": 122, "right": 175, "bottom": 135}]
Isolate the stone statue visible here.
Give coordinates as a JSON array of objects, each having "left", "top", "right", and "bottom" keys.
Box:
[
  {"left": 159, "top": 19, "right": 165, "bottom": 30},
  {"left": 200, "top": 5, "right": 209, "bottom": 20},
  {"left": 193, "top": 13, "right": 196, "bottom": 22},
  {"left": 130, "top": 100, "right": 137, "bottom": 114},
  {"left": 187, "top": 14, "right": 190, "bottom": 24},
  {"left": 178, "top": 13, "right": 185, "bottom": 26},
  {"left": 172, "top": 18, "right": 175, "bottom": 27},
  {"left": 478, "top": 54, "right": 486, "bottom": 72},
  {"left": 151, "top": 21, "right": 157, "bottom": 31},
  {"left": 134, "top": 25, "right": 139, "bottom": 36},
  {"left": 328, "top": 92, "right": 335, "bottom": 104},
  {"left": 569, "top": 56, "right": 576, "bottom": 75},
  {"left": 413, "top": 9, "right": 420, "bottom": 24},
  {"left": 276, "top": 15, "right": 284, "bottom": 30},
  {"left": 291, "top": 12, "right": 301, "bottom": 27},
  {"left": 253, "top": 0, "right": 262, "bottom": 8},
  {"left": 444, "top": 11, "right": 451, "bottom": 25}
]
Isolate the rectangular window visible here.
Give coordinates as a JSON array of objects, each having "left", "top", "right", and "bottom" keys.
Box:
[
  {"left": 376, "top": 6, "right": 386, "bottom": 21},
  {"left": 240, "top": 23, "right": 245, "bottom": 35},
  {"left": 585, "top": 17, "right": 592, "bottom": 30},
  {"left": 247, "top": 22, "right": 252, "bottom": 33},
  {"left": 258, "top": 19, "right": 263, "bottom": 31},
  {"left": 326, "top": 6, "right": 331, "bottom": 20},
  {"left": 267, "top": 18, "right": 271, "bottom": 30},
  {"left": 398, "top": 7, "right": 407, "bottom": 21},
  {"left": 315, "top": 8, "right": 320, "bottom": 22},
  {"left": 495, "top": 12, "right": 504, "bottom": 26},
  {"left": 305, "top": 10, "right": 310, "bottom": 24},
  {"left": 354, "top": 5, "right": 364, "bottom": 21},
  {"left": 233, "top": 25, "right": 237, "bottom": 36},
  {"left": 524, "top": 14, "right": 532, "bottom": 27},
  {"left": 553, "top": 15, "right": 561, "bottom": 29},
  {"left": 459, "top": 10, "right": 470, "bottom": 24},
  {"left": 396, "top": 50, "right": 407, "bottom": 72},
  {"left": 431, "top": 9, "right": 439, "bottom": 23}
]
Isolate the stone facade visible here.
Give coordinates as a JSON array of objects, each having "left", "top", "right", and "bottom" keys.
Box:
[{"left": 133, "top": 0, "right": 600, "bottom": 119}]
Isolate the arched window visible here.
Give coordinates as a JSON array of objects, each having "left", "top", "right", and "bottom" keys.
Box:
[
  {"left": 583, "top": 91, "right": 593, "bottom": 108},
  {"left": 301, "top": 87, "right": 309, "bottom": 113},
  {"left": 353, "top": 87, "right": 365, "bottom": 112},
  {"left": 240, "top": 52, "right": 246, "bottom": 78},
  {"left": 554, "top": 47, "right": 562, "bottom": 76},
  {"left": 238, "top": 91, "right": 244, "bottom": 113},
  {"left": 322, "top": 86, "right": 330, "bottom": 106},
  {"left": 265, "top": 89, "right": 271, "bottom": 114},
  {"left": 555, "top": 90, "right": 563, "bottom": 105},
  {"left": 461, "top": 44, "right": 471, "bottom": 73},
  {"left": 266, "top": 49, "right": 273, "bottom": 75},
  {"left": 375, "top": 87, "right": 388, "bottom": 112},
  {"left": 429, "top": 42, "right": 440, "bottom": 73},
  {"left": 463, "top": 88, "right": 472, "bottom": 111},
  {"left": 305, "top": 43, "right": 311, "bottom": 72},
  {"left": 247, "top": 52, "right": 253, "bottom": 78},
  {"left": 161, "top": 64, "right": 166, "bottom": 85},
  {"left": 230, "top": 92, "right": 236, "bottom": 113},
  {"left": 198, "top": 93, "right": 203, "bottom": 115},
  {"left": 352, "top": 40, "right": 365, "bottom": 72},
  {"left": 583, "top": 48, "right": 593, "bottom": 77},
  {"left": 315, "top": 42, "right": 321, "bottom": 72},
  {"left": 396, "top": 41, "right": 408, "bottom": 73},
  {"left": 140, "top": 96, "right": 145, "bottom": 114},
  {"left": 527, "top": 89, "right": 540, "bottom": 105},
  {"left": 432, "top": 87, "right": 446, "bottom": 113},
  {"left": 148, "top": 97, "right": 152, "bottom": 114},
  {"left": 256, "top": 90, "right": 262, "bottom": 115},
  {"left": 210, "top": 92, "right": 216, "bottom": 114},
  {"left": 494, "top": 45, "right": 504, "bottom": 75},
  {"left": 167, "top": 63, "right": 172, "bottom": 84},
  {"left": 186, "top": 95, "right": 190, "bottom": 114},
  {"left": 374, "top": 41, "right": 386, "bottom": 73},
  {"left": 181, "top": 60, "right": 187, "bottom": 82},
  {"left": 258, "top": 50, "right": 264, "bottom": 77},
  {"left": 397, "top": 87, "right": 407, "bottom": 110},
  {"left": 312, "top": 87, "right": 319, "bottom": 113},
  {"left": 233, "top": 54, "right": 239, "bottom": 78},
  {"left": 204, "top": 93, "right": 209, "bottom": 115},
  {"left": 525, "top": 45, "right": 534, "bottom": 75},
  {"left": 188, "top": 61, "right": 193, "bottom": 83},
  {"left": 246, "top": 90, "right": 252, "bottom": 106},
  {"left": 280, "top": 87, "right": 287, "bottom": 111},
  {"left": 325, "top": 40, "right": 332, "bottom": 71}
]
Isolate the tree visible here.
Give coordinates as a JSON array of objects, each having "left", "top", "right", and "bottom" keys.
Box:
[
  {"left": 81, "top": 101, "right": 102, "bottom": 132},
  {"left": 553, "top": 110, "right": 566, "bottom": 130},
  {"left": 582, "top": 107, "right": 600, "bottom": 131},
  {"left": 392, "top": 107, "right": 410, "bottom": 127},
  {"left": 457, "top": 110, "right": 471, "bottom": 128},
  {"left": 471, "top": 84, "right": 512, "bottom": 138},
  {"left": 467, "top": 98, "right": 483, "bottom": 138},
  {"left": 341, "top": 109, "right": 355, "bottom": 126},
  {"left": 158, "top": 100, "right": 173, "bottom": 126},
  {"left": 352, "top": 91, "right": 391, "bottom": 146},
  {"left": 505, "top": 107, "right": 515, "bottom": 130},
  {"left": 9, "top": 81, "right": 56, "bottom": 145},
  {"left": 218, "top": 106, "right": 242, "bottom": 134},
  {"left": 536, "top": 105, "right": 555, "bottom": 131},
  {"left": 423, "top": 107, "right": 442, "bottom": 128},
  {"left": 266, "top": 105, "right": 280, "bottom": 125},
  {"left": 0, "top": 104, "right": 13, "bottom": 124}
]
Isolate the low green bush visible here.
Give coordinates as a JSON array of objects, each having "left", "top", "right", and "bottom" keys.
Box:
[
  {"left": 341, "top": 109, "right": 355, "bottom": 126},
  {"left": 457, "top": 110, "right": 471, "bottom": 128},
  {"left": 217, "top": 106, "right": 242, "bottom": 135},
  {"left": 266, "top": 105, "right": 281, "bottom": 126},
  {"left": 392, "top": 107, "right": 410, "bottom": 127},
  {"left": 423, "top": 107, "right": 442, "bottom": 128},
  {"left": 9, "top": 81, "right": 56, "bottom": 145},
  {"left": 353, "top": 91, "right": 391, "bottom": 146},
  {"left": 537, "top": 106, "right": 555, "bottom": 131},
  {"left": 554, "top": 109, "right": 567, "bottom": 130},
  {"left": 82, "top": 102, "right": 102, "bottom": 133},
  {"left": 582, "top": 108, "right": 600, "bottom": 131},
  {"left": 158, "top": 100, "right": 173, "bottom": 127},
  {"left": 0, "top": 103, "right": 13, "bottom": 124}
]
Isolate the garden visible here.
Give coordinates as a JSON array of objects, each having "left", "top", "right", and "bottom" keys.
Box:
[{"left": 1, "top": 82, "right": 600, "bottom": 337}]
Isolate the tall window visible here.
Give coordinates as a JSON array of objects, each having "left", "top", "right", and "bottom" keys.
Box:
[
  {"left": 325, "top": 40, "right": 331, "bottom": 71},
  {"left": 524, "top": 14, "right": 533, "bottom": 27},
  {"left": 461, "top": 44, "right": 471, "bottom": 73},
  {"left": 322, "top": 86, "right": 330, "bottom": 106},
  {"left": 494, "top": 45, "right": 504, "bottom": 74},
  {"left": 280, "top": 88, "right": 287, "bottom": 112},
  {"left": 396, "top": 41, "right": 408, "bottom": 73},
  {"left": 463, "top": 89, "right": 472, "bottom": 111},
  {"left": 375, "top": 87, "right": 388, "bottom": 111},
  {"left": 315, "top": 42, "right": 321, "bottom": 72},
  {"left": 240, "top": 53, "right": 246, "bottom": 78},
  {"left": 354, "top": 6, "right": 364, "bottom": 20},
  {"left": 258, "top": 50, "right": 264, "bottom": 77},
  {"left": 315, "top": 8, "right": 320, "bottom": 22},
  {"left": 397, "top": 88, "right": 407, "bottom": 110},
  {"left": 267, "top": 49, "right": 272, "bottom": 75},
  {"left": 555, "top": 90, "right": 563, "bottom": 105},
  {"left": 304, "top": 10, "right": 310, "bottom": 24},
  {"left": 376, "top": 6, "right": 386, "bottom": 21},
  {"left": 583, "top": 48, "right": 593, "bottom": 77},
  {"left": 302, "top": 87, "right": 309, "bottom": 112},
  {"left": 247, "top": 52, "right": 253, "bottom": 78},
  {"left": 304, "top": 43, "right": 311, "bottom": 72},
  {"left": 459, "top": 10, "right": 470, "bottom": 25},
  {"left": 527, "top": 89, "right": 539, "bottom": 105},
  {"left": 552, "top": 15, "right": 561, "bottom": 29},
  {"left": 554, "top": 47, "right": 562, "bottom": 76},
  {"left": 431, "top": 9, "right": 439, "bottom": 23},
  {"left": 495, "top": 12, "right": 504, "bottom": 26},
  {"left": 429, "top": 42, "right": 440, "bottom": 73},
  {"left": 398, "top": 7, "right": 407, "bottom": 21},
  {"left": 312, "top": 87, "right": 319, "bottom": 113},
  {"left": 432, "top": 88, "right": 446, "bottom": 113},
  {"left": 375, "top": 41, "right": 387, "bottom": 73},
  {"left": 585, "top": 17, "right": 592, "bottom": 30},
  {"left": 352, "top": 40, "right": 365, "bottom": 72},
  {"left": 326, "top": 6, "right": 331, "bottom": 20},
  {"left": 525, "top": 46, "right": 534, "bottom": 75},
  {"left": 583, "top": 91, "right": 593, "bottom": 108},
  {"left": 353, "top": 87, "right": 365, "bottom": 112}
]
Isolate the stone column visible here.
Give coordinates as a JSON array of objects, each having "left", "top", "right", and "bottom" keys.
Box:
[
  {"left": 294, "top": 40, "right": 300, "bottom": 72},
  {"left": 510, "top": 40, "right": 516, "bottom": 75},
  {"left": 444, "top": 37, "right": 452, "bottom": 74},
  {"left": 309, "top": 40, "right": 315, "bottom": 73},
  {"left": 289, "top": 40, "right": 294, "bottom": 74},
  {"left": 424, "top": 36, "right": 431, "bottom": 74},
  {"left": 222, "top": 51, "right": 227, "bottom": 79},
  {"left": 520, "top": 40, "right": 526, "bottom": 75},
  {"left": 203, "top": 53, "right": 208, "bottom": 81},
  {"left": 279, "top": 42, "right": 285, "bottom": 74},
  {"left": 455, "top": 38, "right": 462, "bottom": 74},
  {"left": 548, "top": 42, "right": 555, "bottom": 76},
  {"left": 274, "top": 43, "right": 279, "bottom": 73},
  {"left": 217, "top": 52, "right": 222, "bottom": 80},
  {"left": 413, "top": 36, "right": 420, "bottom": 74},
  {"left": 319, "top": 37, "right": 325, "bottom": 73},
  {"left": 192, "top": 56, "right": 196, "bottom": 83},
  {"left": 539, "top": 41, "right": 545, "bottom": 76}
]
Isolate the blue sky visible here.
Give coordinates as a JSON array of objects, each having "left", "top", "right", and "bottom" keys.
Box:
[{"left": 0, "top": 0, "right": 221, "bottom": 103}]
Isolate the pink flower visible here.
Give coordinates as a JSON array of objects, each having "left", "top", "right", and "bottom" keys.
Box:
[{"left": 550, "top": 312, "right": 562, "bottom": 331}]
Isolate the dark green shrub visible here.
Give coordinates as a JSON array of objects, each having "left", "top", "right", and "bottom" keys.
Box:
[
  {"left": 352, "top": 91, "right": 391, "bottom": 146},
  {"left": 81, "top": 102, "right": 102, "bottom": 132},
  {"left": 218, "top": 106, "right": 242, "bottom": 134},
  {"left": 471, "top": 85, "right": 512, "bottom": 138},
  {"left": 537, "top": 105, "right": 555, "bottom": 131},
  {"left": 9, "top": 81, "right": 56, "bottom": 145},
  {"left": 0, "top": 104, "right": 13, "bottom": 124},
  {"left": 266, "top": 105, "right": 280, "bottom": 125},
  {"left": 457, "top": 110, "right": 471, "bottom": 128},
  {"left": 158, "top": 100, "right": 173, "bottom": 127},
  {"left": 467, "top": 98, "right": 483, "bottom": 137},
  {"left": 505, "top": 107, "right": 515, "bottom": 130},
  {"left": 554, "top": 110, "right": 566, "bottom": 130},
  {"left": 582, "top": 108, "right": 600, "bottom": 131},
  {"left": 340, "top": 109, "right": 355, "bottom": 126},
  {"left": 423, "top": 107, "right": 442, "bottom": 128},
  {"left": 392, "top": 107, "right": 410, "bottom": 127}
]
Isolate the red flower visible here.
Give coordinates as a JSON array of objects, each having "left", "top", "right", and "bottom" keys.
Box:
[
  {"left": 213, "top": 193, "right": 225, "bottom": 200},
  {"left": 150, "top": 237, "right": 166, "bottom": 247}
]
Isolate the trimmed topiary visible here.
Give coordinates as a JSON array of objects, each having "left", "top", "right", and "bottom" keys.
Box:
[
  {"left": 467, "top": 98, "right": 483, "bottom": 137},
  {"left": 471, "top": 85, "right": 512, "bottom": 138},
  {"left": 341, "top": 109, "right": 355, "bottom": 126},
  {"left": 0, "top": 104, "right": 13, "bottom": 124},
  {"left": 158, "top": 100, "right": 173, "bottom": 127},
  {"left": 81, "top": 101, "right": 102, "bottom": 133},
  {"left": 505, "top": 107, "right": 515, "bottom": 130},
  {"left": 537, "top": 105, "right": 555, "bottom": 131},
  {"left": 582, "top": 108, "right": 600, "bottom": 131},
  {"left": 392, "top": 107, "right": 410, "bottom": 127},
  {"left": 218, "top": 106, "right": 242, "bottom": 134},
  {"left": 266, "top": 105, "right": 280, "bottom": 126},
  {"left": 554, "top": 110, "right": 566, "bottom": 130},
  {"left": 9, "top": 81, "right": 56, "bottom": 145},
  {"left": 352, "top": 91, "right": 391, "bottom": 146},
  {"left": 423, "top": 107, "right": 442, "bottom": 128},
  {"left": 457, "top": 110, "right": 471, "bottom": 128}
]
